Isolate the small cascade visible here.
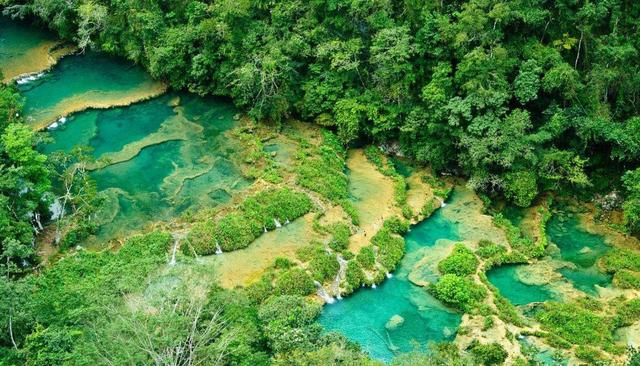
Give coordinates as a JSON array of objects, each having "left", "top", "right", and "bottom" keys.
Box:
[
  {"left": 372, "top": 283, "right": 377, "bottom": 289},
  {"left": 47, "top": 116, "right": 68, "bottom": 130},
  {"left": 331, "top": 255, "right": 348, "bottom": 299},
  {"left": 49, "top": 198, "right": 63, "bottom": 220},
  {"left": 16, "top": 72, "right": 45, "bottom": 85},
  {"left": 314, "top": 280, "right": 335, "bottom": 304},
  {"left": 385, "top": 272, "right": 393, "bottom": 279},
  {"left": 440, "top": 198, "right": 447, "bottom": 208},
  {"left": 215, "top": 242, "right": 223, "bottom": 255},
  {"left": 285, "top": 218, "right": 290, "bottom": 225},
  {"left": 169, "top": 237, "right": 179, "bottom": 266},
  {"left": 263, "top": 226, "right": 268, "bottom": 233},
  {"left": 274, "top": 218, "right": 282, "bottom": 228}
]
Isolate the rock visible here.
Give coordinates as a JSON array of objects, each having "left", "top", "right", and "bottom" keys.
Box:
[
  {"left": 385, "top": 315, "right": 405, "bottom": 330},
  {"left": 579, "top": 246, "right": 592, "bottom": 254}
]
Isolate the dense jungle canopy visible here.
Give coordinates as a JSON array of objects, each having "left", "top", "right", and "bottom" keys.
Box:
[{"left": 1, "top": 1, "right": 640, "bottom": 365}]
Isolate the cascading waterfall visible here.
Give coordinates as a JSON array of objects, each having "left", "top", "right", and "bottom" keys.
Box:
[
  {"left": 169, "top": 237, "right": 179, "bottom": 266},
  {"left": 16, "top": 72, "right": 45, "bottom": 85},
  {"left": 285, "top": 218, "right": 290, "bottom": 225},
  {"left": 274, "top": 218, "right": 282, "bottom": 228},
  {"left": 263, "top": 226, "right": 268, "bottom": 233},
  {"left": 385, "top": 272, "right": 393, "bottom": 279},
  {"left": 47, "top": 116, "right": 67, "bottom": 130},
  {"left": 331, "top": 254, "right": 348, "bottom": 300},
  {"left": 215, "top": 241, "right": 223, "bottom": 255},
  {"left": 314, "top": 280, "right": 335, "bottom": 304}
]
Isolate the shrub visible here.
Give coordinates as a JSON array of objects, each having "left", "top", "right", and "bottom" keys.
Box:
[
  {"left": 535, "top": 302, "right": 613, "bottom": 346},
  {"left": 274, "top": 269, "right": 316, "bottom": 296},
  {"left": 185, "top": 221, "right": 216, "bottom": 255},
  {"left": 258, "top": 295, "right": 322, "bottom": 352},
  {"left": 309, "top": 251, "right": 339, "bottom": 282},
  {"left": 493, "top": 213, "right": 543, "bottom": 259},
  {"left": 342, "top": 251, "right": 355, "bottom": 260},
  {"left": 616, "top": 299, "right": 640, "bottom": 327},
  {"left": 328, "top": 223, "right": 351, "bottom": 251},
  {"left": 364, "top": 146, "right": 384, "bottom": 169},
  {"left": 429, "top": 274, "right": 486, "bottom": 312},
  {"left": 599, "top": 249, "right": 640, "bottom": 273},
  {"left": 215, "top": 213, "right": 256, "bottom": 251},
  {"left": 421, "top": 198, "right": 439, "bottom": 217},
  {"left": 575, "top": 346, "right": 607, "bottom": 364},
  {"left": 402, "top": 204, "right": 413, "bottom": 219},
  {"left": 188, "top": 188, "right": 313, "bottom": 254},
  {"left": 614, "top": 270, "right": 640, "bottom": 289},
  {"left": 274, "top": 257, "right": 293, "bottom": 270},
  {"left": 296, "top": 245, "right": 317, "bottom": 262},
  {"left": 476, "top": 240, "right": 506, "bottom": 259},
  {"left": 438, "top": 244, "right": 478, "bottom": 276},
  {"left": 373, "top": 229, "right": 405, "bottom": 271},
  {"left": 296, "top": 132, "right": 349, "bottom": 203},
  {"left": 468, "top": 341, "right": 508, "bottom": 365},
  {"left": 241, "top": 188, "right": 313, "bottom": 229},
  {"left": 60, "top": 219, "right": 98, "bottom": 251},
  {"left": 383, "top": 217, "right": 410, "bottom": 235},
  {"left": 503, "top": 170, "right": 538, "bottom": 208},
  {"left": 394, "top": 175, "right": 408, "bottom": 206},
  {"left": 345, "top": 261, "right": 365, "bottom": 292},
  {"left": 340, "top": 199, "right": 360, "bottom": 225},
  {"left": 356, "top": 246, "right": 376, "bottom": 270}
]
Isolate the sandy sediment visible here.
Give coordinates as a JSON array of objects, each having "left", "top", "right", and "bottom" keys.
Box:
[
  {"left": 346, "top": 149, "right": 403, "bottom": 253},
  {"left": 2, "top": 42, "right": 76, "bottom": 83},
  {"left": 27, "top": 83, "right": 168, "bottom": 130},
  {"left": 210, "top": 213, "right": 318, "bottom": 288}
]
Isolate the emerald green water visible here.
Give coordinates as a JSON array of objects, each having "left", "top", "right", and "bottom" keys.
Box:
[
  {"left": 0, "top": 16, "right": 57, "bottom": 80},
  {"left": 43, "top": 96, "right": 173, "bottom": 156},
  {"left": 45, "top": 92, "right": 247, "bottom": 244},
  {"left": 547, "top": 211, "right": 612, "bottom": 295},
  {"left": 502, "top": 205, "right": 526, "bottom": 228},
  {"left": 487, "top": 265, "right": 554, "bottom": 305},
  {"left": 17, "top": 51, "right": 162, "bottom": 127},
  {"left": 319, "top": 192, "right": 463, "bottom": 362}
]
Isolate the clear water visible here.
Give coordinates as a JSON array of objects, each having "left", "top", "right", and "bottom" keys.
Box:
[
  {"left": 0, "top": 16, "right": 57, "bottom": 81},
  {"left": 546, "top": 212, "right": 612, "bottom": 295},
  {"left": 44, "top": 92, "right": 248, "bottom": 244},
  {"left": 487, "top": 265, "right": 554, "bottom": 305},
  {"left": 319, "top": 191, "right": 464, "bottom": 362},
  {"left": 17, "top": 51, "right": 163, "bottom": 128},
  {"left": 43, "top": 96, "right": 173, "bottom": 157}
]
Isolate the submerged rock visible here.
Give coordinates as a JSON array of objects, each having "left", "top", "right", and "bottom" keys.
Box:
[{"left": 385, "top": 314, "right": 405, "bottom": 330}]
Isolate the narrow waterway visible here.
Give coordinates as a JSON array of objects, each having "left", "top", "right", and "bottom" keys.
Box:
[
  {"left": 319, "top": 191, "right": 465, "bottom": 361},
  {"left": 546, "top": 211, "right": 612, "bottom": 295}
]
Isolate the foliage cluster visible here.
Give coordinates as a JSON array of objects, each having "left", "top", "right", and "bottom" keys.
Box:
[
  {"left": 438, "top": 243, "right": 479, "bottom": 276},
  {"left": 535, "top": 302, "right": 614, "bottom": 347},
  {"left": 186, "top": 188, "right": 312, "bottom": 254},
  {"left": 429, "top": 274, "right": 486, "bottom": 313}
]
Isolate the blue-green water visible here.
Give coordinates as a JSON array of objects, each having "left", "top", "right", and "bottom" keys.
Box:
[
  {"left": 547, "top": 212, "right": 612, "bottom": 295},
  {"left": 487, "top": 265, "right": 554, "bottom": 305},
  {"left": 43, "top": 96, "right": 174, "bottom": 157},
  {"left": 44, "top": 91, "right": 247, "bottom": 244},
  {"left": 17, "top": 51, "right": 162, "bottom": 128},
  {"left": 320, "top": 192, "right": 463, "bottom": 362}
]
